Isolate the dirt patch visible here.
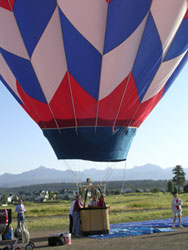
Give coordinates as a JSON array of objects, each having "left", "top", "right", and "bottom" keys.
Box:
[{"left": 1, "top": 227, "right": 185, "bottom": 250}]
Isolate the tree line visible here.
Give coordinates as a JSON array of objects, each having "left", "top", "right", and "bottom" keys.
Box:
[
  {"left": 0, "top": 165, "right": 187, "bottom": 196},
  {"left": 167, "top": 165, "right": 187, "bottom": 193}
]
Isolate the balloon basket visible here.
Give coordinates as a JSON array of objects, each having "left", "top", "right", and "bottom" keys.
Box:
[{"left": 80, "top": 207, "right": 110, "bottom": 236}]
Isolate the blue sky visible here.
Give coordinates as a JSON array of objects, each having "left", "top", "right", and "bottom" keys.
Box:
[{"left": 0, "top": 63, "right": 188, "bottom": 174}]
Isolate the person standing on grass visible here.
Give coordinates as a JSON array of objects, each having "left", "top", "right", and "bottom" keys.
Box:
[
  {"left": 72, "top": 195, "right": 83, "bottom": 236},
  {"left": 171, "top": 191, "right": 183, "bottom": 228},
  {"left": 15, "top": 199, "right": 26, "bottom": 228}
]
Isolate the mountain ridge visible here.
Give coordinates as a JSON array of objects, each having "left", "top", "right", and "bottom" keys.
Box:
[{"left": 0, "top": 164, "right": 187, "bottom": 188}]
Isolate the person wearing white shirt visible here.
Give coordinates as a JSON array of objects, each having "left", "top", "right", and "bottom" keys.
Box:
[
  {"left": 171, "top": 192, "right": 183, "bottom": 228},
  {"left": 88, "top": 195, "right": 98, "bottom": 207},
  {"left": 15, "top": 200, "right": 26, "bottom": 228}
]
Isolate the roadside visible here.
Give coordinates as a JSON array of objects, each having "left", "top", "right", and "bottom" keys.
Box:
[
  {"left": 1, "top": 227, "right": 188, "bottom": 250},
  {"left": 30, "top": 227, "right": 188, "bottom": 250}
]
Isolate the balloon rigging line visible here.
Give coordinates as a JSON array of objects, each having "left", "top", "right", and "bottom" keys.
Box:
[
  {"left": 112, "top": 9, "right": 151, "bottom": 130},
  {"left": 10, "top": 1, "right": 63, "bottom": 134},
  {"left": 126, "top": 3, "right": 186, "bottom": 129},
  {"left": 67, "top": 72, "right": 78, "bottom": 135},
  {"left": 100, "top": 164, "right": 114, "bottom": 192},
  {"left": 2, "top": 65, "right": 49, "bottom": 132},
  {"left": 121, "top": 161, "right": 127, "bottom": 194},
  {"left": 95, "top": 3, "right": 110, "bottom": 133},
  {"left": 56, "top": 5, "right": 78, "bottom": 134},
  {"left": 3, "top": 5, "right": 43, "bottom": 125},
  {"left": 63, "top": 160, "right": 80, "bottom": 189}
]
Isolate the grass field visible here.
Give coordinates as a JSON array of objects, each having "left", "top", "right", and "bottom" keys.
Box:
[{"left": 5, "top": 192, "right": 188, "bottom": 232}]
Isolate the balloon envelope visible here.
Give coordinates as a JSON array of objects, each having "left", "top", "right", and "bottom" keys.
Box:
[{"left": 0, "top": 0, "right": 188, "bottom": 161}]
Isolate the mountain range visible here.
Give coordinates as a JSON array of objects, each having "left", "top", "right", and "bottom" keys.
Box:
[{"left": 0, "top": 164, "right": 187, "bottom": 188}]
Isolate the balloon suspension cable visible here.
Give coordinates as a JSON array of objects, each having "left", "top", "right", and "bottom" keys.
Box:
[
  {"left": 100, "top": 164, "right": 114, "bottom": 194},
  {"left": 63, "top": 160, "right": 81, "bottom": 192},
  {"left": 121, "top": 161, "right": 127, "bottom": 194}
]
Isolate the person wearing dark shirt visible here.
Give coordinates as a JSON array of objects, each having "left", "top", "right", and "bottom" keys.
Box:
[
  {"left": 72, "top": 195, "right": 83, "bottom": 236},
  {"left": 97, "top": 194, "right": 106, "bottom": 207},
  {"left": 69, "top": 199, "right": 76, "bottom": 234}
]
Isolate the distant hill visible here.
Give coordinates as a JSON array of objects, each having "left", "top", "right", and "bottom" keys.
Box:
[{"left": 0, "top": 164, "right": 187, "bottom": 188}]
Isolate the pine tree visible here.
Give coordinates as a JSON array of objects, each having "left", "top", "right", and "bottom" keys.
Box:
[
  {"left": 167, "top": 180, "right": 174, "bottom": 193},
  {"left": 1, "top": 194, "right": 7, "bottom": 204},
  {"left": 172, "top": 165, "right": 186, "bottom": 192}
]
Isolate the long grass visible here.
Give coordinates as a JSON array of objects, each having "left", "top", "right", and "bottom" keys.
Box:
[{"left": 5, "top": 192, "right": 188, "bottom": 232}]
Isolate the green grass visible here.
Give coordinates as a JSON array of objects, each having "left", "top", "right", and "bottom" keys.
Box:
[
  {"left": 5, "top": 192, "right": 188, "bottom": 232},
  {"left": 107, "top": 193, "right": 188, "bottom": 224}
]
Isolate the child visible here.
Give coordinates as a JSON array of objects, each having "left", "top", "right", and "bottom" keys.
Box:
[{"left": 171, "top": 191, "right": 183, "bottom": 228}]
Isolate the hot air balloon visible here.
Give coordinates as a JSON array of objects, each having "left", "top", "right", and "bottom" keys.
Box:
[{"left": 0, "top": 0, "right": 188, "bottom": 163}]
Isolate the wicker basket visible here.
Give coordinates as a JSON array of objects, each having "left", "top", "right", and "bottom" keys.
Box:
[{"left": 80, "top": 207, "right": 110, "bottom": 235}]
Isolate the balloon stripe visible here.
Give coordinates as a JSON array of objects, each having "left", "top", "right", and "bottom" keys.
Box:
[
  {"left": 132, "top": 13, "right": 163, "bottom": 102},
  {"left": 58, "top": 8, "right": 102, "bottom": 101},
  {"left": 13, "top": 0, "right": 56, "bottom": 57},
  {"left": 104, "top": 0, "right": 152, "bottom": 54}
]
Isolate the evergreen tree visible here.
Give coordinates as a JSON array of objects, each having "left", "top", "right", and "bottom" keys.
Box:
[
  {"left": 172, "top": 165, "right": 186, "bottom": 192},
  {"left": 167, "top": 180, "right": 174, "bottom": 193},
  {"left": 1, "top": 194, "right": 7, "bottom": 204}
]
